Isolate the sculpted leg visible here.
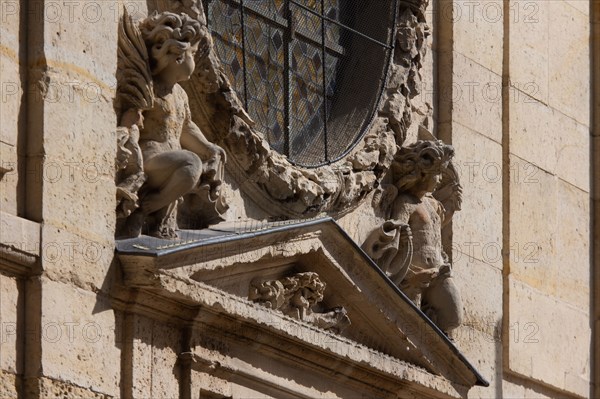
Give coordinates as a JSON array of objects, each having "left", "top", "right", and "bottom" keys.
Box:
[
  {"left": 141, "top": 150, "right": 202, "bottom": 214},
  {"left": 422, "top": 274, "right": 463, "bottom": 336}
]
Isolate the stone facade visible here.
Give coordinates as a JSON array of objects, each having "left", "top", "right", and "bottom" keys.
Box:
[{"left": 0, "top": 0, "right": 596, "bottom": 398}]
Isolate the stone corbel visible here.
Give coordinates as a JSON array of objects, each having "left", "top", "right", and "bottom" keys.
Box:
[{"left": 0, "top": 212, "right": 41, "bottom": 276}]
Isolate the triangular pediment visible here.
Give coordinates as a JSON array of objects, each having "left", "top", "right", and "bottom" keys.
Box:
[{"left": 116, "top": 218, "right": 487, "bottom": 396}]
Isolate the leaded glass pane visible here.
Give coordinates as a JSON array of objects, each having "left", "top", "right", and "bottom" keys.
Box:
[
  {"left": 208, "top": 1, "right": 245, "bottom": 101},
  {"left": 290, "top": 38, "right": 325, "bottom": 161},
  {"left": 243, "top": 11, "right": 287, "bottom": 152},
  {"left": 207, "top": 0, "right": 396, "bottom": 167}
]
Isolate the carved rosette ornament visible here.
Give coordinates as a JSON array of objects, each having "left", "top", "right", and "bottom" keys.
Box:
[{"left": 249, "top": 272, "right": 350, "bottom": 333}]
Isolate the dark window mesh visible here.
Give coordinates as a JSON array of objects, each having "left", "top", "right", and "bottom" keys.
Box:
[{"left": 207, "top": 0, "right": 397, "bottom": 167}]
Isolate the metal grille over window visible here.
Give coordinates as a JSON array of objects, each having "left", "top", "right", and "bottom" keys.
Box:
[{"left": 206, "top": 0, "right": 397, "bottom": 167}]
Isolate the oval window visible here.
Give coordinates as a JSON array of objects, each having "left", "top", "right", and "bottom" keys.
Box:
[{"left": 206, "top": 0, "right": 397, "bottom": 167}]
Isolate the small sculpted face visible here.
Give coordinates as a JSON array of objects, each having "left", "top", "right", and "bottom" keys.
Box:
[
  {"left": 409, "top": 171, "right": 441, "bottom": 199},
  {"left": 177, "top": 43, "right": 199, "bottom": 81},
  {"left": 424, "top": 171, "right": 441, "bottom": 193},
  {"left": 158, "top": 43, "right": 199, "bottom": 85}
]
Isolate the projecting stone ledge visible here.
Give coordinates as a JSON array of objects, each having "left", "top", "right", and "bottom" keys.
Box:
[
  {"left": 115, "top": 217, "right": 488, "bottom": 398},
  {"left": 0, "top": 211, "right": 41, "bottom": 276}
]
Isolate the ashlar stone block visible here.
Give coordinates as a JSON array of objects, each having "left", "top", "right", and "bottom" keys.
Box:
[
  {"left": 438, "top": 53, "right": 503, "bottom": 144},
  {"left": 509, "top": 157, "right": 557, "bottom": 294},
  {"left": 509, "top": 0, "right": 549, "bottom": 104},
  {"left": 452, "top": 0, "right": 504, "bottom": 75},
  {"left": 0, "top": 2, "right": 22, "bottom": 147},
  {"left": 0, "top": 274, "right": 21, "bottom": 373},
  {"left": 508, "top": 277, "right": 590, "bottom": 398},
  {"left": 510, "top": 97, "right": 589, "bottom": 193},
  {"left": 452, "top": 255, "right": 502, "bottom": 339},
  {"left": 39, "top": 279, "right": 120, "bottom": 397},
  {"left": 450, "top": 123, "right": 503, "bottom": 269},
  {"left": 554, "top": 179, "right": 590, "bottom": 309},
  {"left": 548, "top": 0, "right": 590, "bottom": 125},
  {"left": 0, "top": 142, "right": 18, "bottom": 215}
]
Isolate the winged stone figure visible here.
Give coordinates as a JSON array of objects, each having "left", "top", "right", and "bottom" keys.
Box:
[{"left": 115, "top": 9, "right": 226, "bottom": 239}]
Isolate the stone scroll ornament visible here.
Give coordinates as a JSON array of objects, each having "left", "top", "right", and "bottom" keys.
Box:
[
  {"left": 362, "top": 140, "right": 464, "bottom": 338},
  {"left": 249, "top": 272, "right": 350, "bottom": 333},
  {"left": 115, "top": 9, "right": 228, "bottom": 239}
]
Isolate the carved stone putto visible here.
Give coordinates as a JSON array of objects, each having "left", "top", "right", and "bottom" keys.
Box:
[
  {"left": 363, "top": 140, "right": 463, "bottom": 337},
  {"left": 115, "top": 10, "right": 227, "bottom": 239},
  {"left": 249, "top": 272, "right": 350, "bottom": 332}
]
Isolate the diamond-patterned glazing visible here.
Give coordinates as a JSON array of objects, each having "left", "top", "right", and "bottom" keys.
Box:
[{"left": 207, "top": 0, "right": 396, "bottom": 167}]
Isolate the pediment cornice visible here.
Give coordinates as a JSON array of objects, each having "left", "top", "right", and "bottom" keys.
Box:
[{"left": 116, "top": 218, "right": 487, "bottom": 396}]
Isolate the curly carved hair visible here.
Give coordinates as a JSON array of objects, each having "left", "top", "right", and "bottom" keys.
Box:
[
  {"left": 392, "top": 140, "right": 454, "bottom": 192},
  {"left": 140, "top": 11, "right": 211, "bottom": 75}
]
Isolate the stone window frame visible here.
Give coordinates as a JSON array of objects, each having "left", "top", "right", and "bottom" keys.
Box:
[
  {"left": 165, "top": 0, "right": 430, "bottom": 217},
  {"left": 205, "top": 0, "right": 397, "bottom": 168}
]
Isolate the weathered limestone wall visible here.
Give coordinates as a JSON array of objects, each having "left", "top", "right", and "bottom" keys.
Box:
[
  {"left": 0, "top": 1, "right": 25, "bottom": 396},
  {"left": 434, "top": 1, "right": 591, "bottom": 398},
  {"left": 0, "top": 0, "right": 23, "bottom": 215},
  {"left": 1, "top": 2, "right": 34, "bottom": 396},
  {"left": 506, "top": 0, "right": 590, "bottom": 396},
  {"left": 0, "top": 0, "right": 124, "bottom": 396},
  {"left": 432, "top": 2, "right": 504, "bottom": 397},
  {"left": 0, "top": 274, "right": 23, "bottom": 397},
  {"left": 126, "top": 314, "right": 182, "bottom": 398},
  {"left": 593, "top": 2, "right": 600, "bottom": 398}
]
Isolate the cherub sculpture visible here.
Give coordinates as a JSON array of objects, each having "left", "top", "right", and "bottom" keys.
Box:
[
  {"left": 363, "top": 140, "right": 463, "bottom": 337},
  {"left": 116, "top": 10, "right": 226, "bottom": 238}
]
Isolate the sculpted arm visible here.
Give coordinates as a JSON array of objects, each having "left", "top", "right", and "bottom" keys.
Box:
[
  {"left": 178, "top": 91, "right": 227, "bottom": 210},
  {"left": 391, "top": 197, "right": 412, "bottom": 225},
  {"left": 362, "top": 197, "right": 414, "bottom": 285},
  {"left": 179, "top": 93, "right": 226, "bottom": 193},
  {"left": 387, "top": 198, "right": 414, "bottom": 283},
  {"left": 180, "top": 95, "right": 224, "bottom": 161}
]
